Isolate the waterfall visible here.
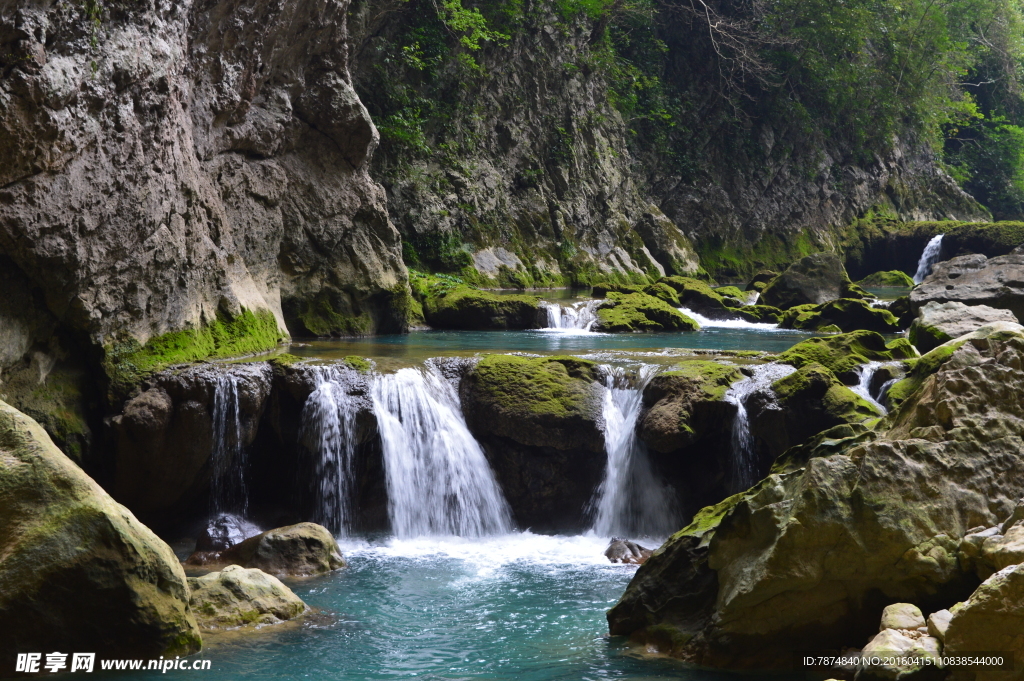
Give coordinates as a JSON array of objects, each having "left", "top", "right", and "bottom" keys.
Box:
[
  {"left": 540, "top": 300, "right": 602, "bottom": 332},
  {"left": 590, "top": 365, "right": 679, "bottom": 538},
  {"left": 372, "top": 364, "right": 513, "bottom": 537},
  {"left": 210, "top": 372, "right": 247, "bottom": 515},
  {"left": 300, "top": 366, "right": 361, "bottom": 535},
  {"left": 913, "top": 234, "right": 944, "bottom": 284},
  {"left": 724, "top": 364, "right": 797, "bottom": 492},
  {"left": 677, "top": 306, "right": 780, "bottom": 331},
  {"left": 851, "top": 361, "right": 905, "bottom": 415}
]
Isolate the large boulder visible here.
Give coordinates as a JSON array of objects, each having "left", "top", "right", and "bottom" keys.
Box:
[
  {"left": 0, "top": 400, "right": 201, "bottom": 666},
  {"left": 421, "top": 284, "right": 542, "bottom": 330},
  {"left": 908, "top": 302, "right": 1018, "bottom": 353},
  {"left": 760, "top": 253, "right": 867, "bottom": 309},
  {"left": 595, "top": 292, "right": 699, "bottom": 332},
  {"left": 858, "top": 271, "right": 916, "bottom": 287},
  {"left": 779, "top": 298, "right": 901, "bottom": 333},
  {"left": 910, "top": 252, "right": 1024, "bottom": 321},
  {"left": 188, "top": 565, "right": 306, "bottom": 630},
  {"left": 943, "top": 564, "right": 1024, "bottom": 681},
  {"left": 461, "top": 355, "right": 606, "bottom": 530},
  {"left": 220, "top": 522, "right": 345, "bottom": 577},
  {"left": 608, "top": 336, "right": 1024, "bottom": 669}
]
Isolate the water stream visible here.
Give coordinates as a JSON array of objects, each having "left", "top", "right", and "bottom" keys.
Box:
[
  {"left": 724, "top": 364, "right": 797, "bottom": 492},
  {"left": 209, "top": 373, "right": 247, "bottom": 515},
  {"left": 372, "top": 363, "right": 514, "bottom": 537},
  {"left": 539, "top": 299, "right": 602, "bottom": 332},
  {"left": 850, "top": 361, "right": 905, "bottom": 415},
  {"left": 677, "top": 306, "right": 782, "bottom": 331},
  {"left": 590, "top": 365, "right": 679, "bottom": 538},
  {"left": 913, "top": 234, "right": 944, "bottom": 283}
]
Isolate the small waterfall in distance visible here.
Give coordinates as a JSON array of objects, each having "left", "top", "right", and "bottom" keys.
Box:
[
  {"left": 210, "top": 372, "right": 247, "bottom": 515},
  {"left": 372, "top": 363, "right": 513, "bottom": 538},
  {"left": 913, "top": 234, "right": 944, "bottom": 283},
  {"left": 300, "top": 366, "right": 361, "bottom": 535},
  {"left": 724, "top": 364, "right": 796, "bottom": 493},
  {"left": 590, "top": 364, "right": 679, "bottom": 538},
  {"left": 850, "top": 362, "right": 905, "bottom": 416},
  {"left": 540, "top": 300, "right": 602, "bottom": 331}
]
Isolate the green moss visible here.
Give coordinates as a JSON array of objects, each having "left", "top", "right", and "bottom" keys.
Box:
[
  {"left": 471, "top": 354, "right": 599, "bottom": 419},
  {"left": 661, "top": 360, "right": 744, "bottom": 401},
  {"left": 104, "top": 308, "right": 283, "bottom": 399},
  {"left": 885, "top": 340, "right": 966, "bottom": 408},
  {"left": 777, "top": 330, "right": 917, "bottom": 378},
  {"left": 642, "top": 282, "right": 680, "bottom": 306},
  {"left": 713, "top": 285, "right": 745, "bottom": 301},
  {"left": 425, "top": 285, "right": 540, "bottom": 329},
  {"left": 595, "top": 292, "right": 698, "bottom": 332},
  {"left": 269, "top": 353, "right": 301, "bottom": 368},
  {"left": 343, "top": 356, "right": 373, "bottom": 373},
  {"left": 779, "top": 298, "right": 900, "bottom": 333},
  {"left": 296, "top": 292, "right": 373, "bottom": 337},
  {"left": 857, "top": 270, "right": 915, "bottom": 287}
]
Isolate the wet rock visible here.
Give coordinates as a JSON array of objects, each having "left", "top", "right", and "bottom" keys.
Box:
[
  {"left": 856, "top": 628, "right": 943, "bottom": 681},
  {"left": 608, "top": 336, "right": 1024, "bottom": 669},
  {"left": 761, "top": 253, "right": 868, "bottom": 309},
  {"left": 220, "top": 523, "right": 345, "bottom": 577},
  {"left": 910, "top": 252, "right": 1024, "bottom": 320},
  {"left": 0, "top": 400, "right": 200, "bottom": 665},
  {"left": 746, "top": 271, "right": 779, "bottom": 292},
  {"left": 188, "top": 565, "right": 306, "bottom": 630},
  {"left": 109, "top": 363, "right": 272, "bottom": 531},
  {"left": 595, "top": 292, "right": 699, "bottom": 332},
  {"left": 778, "top": 331, "right": 917, "bottom": 383},
  {"left": 909, "top": 301, "right": 1018, "bottom": 353},
  {"left": 857, "top": 271, "right": 916, "bottom": 287},
  {"left": 944, "top": 563, "right": 1024, "bottom": 681},
  {"left": 879, "top": 604, "right": 927, "bottom": 631},
  {"left": 195, "top": 514, "right": 263, "bottom": 552},
  {"left": 605, "top": 538, "right": 653, "bottom": 565},
  {"left": 461, "top": 355, "right": 606, "bottom": 531},
  {"left": 779, "top": 298, "right": 901, "bottom": 333}
]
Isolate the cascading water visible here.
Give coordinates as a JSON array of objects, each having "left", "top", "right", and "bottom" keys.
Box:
[
  {"left": 677, "top": 306, "right": 781, "bottom": 331},
  {"left": 851, "top": 361, "right": 904, "bottom": 415},
  {"left": 210, "top": 372, "right": 247, "bottom": 515},
  {"left": 913, "top": 234, "right": 944, "bottom": 283},
  {"left": 300, "top": 366, "right": 362, "bottom": 535},
  {"left": 724, "top": 363, "right": 797, "bottom": 493},
  {"left": 540, "top": 300, "right": 602, "bottom": 332},
  {"left": 372, "top": 364, "right": 513, "bottom": 537},
  {"left": 590, "top": 364, "right": 679, "bottom": 538}
]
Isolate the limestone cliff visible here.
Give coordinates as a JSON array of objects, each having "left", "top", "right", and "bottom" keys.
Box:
[{"left": 0, "top": 0, "right": 408, "bottom": 451}]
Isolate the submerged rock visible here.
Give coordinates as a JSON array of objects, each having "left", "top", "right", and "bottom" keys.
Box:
[
  {"left": 908, "top": 301, "right": 1017, "bottom": 353},
  {"left": 220, "top": 523, "right": 345, "bottom": 577},
  {"left": 188, "top": 565, "right": 306, "bottom": 630},
  {"left": 911, "top": 251, "right": 1024, "bottom": 320},
  {"left": 605, "top": 538, "right": 653, "bottom": 565},
  {"left": 608, "top": 336, "right": 1024, "bottom": 669},
  {"left": 0, "top": 400, "right": 201, "bottom": 664},
  {"left": 760, "top": 253, "right": 868, "bottom": 309}
]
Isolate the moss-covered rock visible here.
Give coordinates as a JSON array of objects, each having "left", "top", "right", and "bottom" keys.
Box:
[
  {"left": 779, "top": 298, "right": 901, "bottom": 333},
  {"left": 220, "top": 523, "right": 345, "bottom": 577},
  {"left": 746, "top": 270, "right": 779, "bottom": 292},
  {"left": 609, "top": 338, "right": 1024, "bottom": 668},
  {"left": 595, "top": 292, "right": 699, "bottom": 332},
  {"left": 103, "top": 308, "right": 284, "bottom": 400},
  {"left": 908, "top": 301, "right": 1017, "bottom": 353},
  {"left": 661, "top": 276, "right": 728, "bottom": 311},
  {"left": 888, "top": 295, "right": 915, "bottom": 327},
  {"left": 778, "top": 330, "right": 918, "bottom": 382},
  {"left": 857, "top": 270, "right": 916, "bottom": 287},
  {"left": 461, "top": 355, "right": 606, "bottom": 531},
  {"left": 423, "top": 285, "right": 541, "bottom": 330},
  {"left": 0, "top": 400, "right": 201, "bottom": 663},
  {"left": 188, "top": 565, "right": 306, "bottom": 631},
  {"left": 760, "top": 253, "right": 866, "bottom": 309},
  {"left": 643, "top": 282, "right": 681, "bottom": 306}
]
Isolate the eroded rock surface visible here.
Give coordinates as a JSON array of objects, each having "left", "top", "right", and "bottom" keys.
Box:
[
  {"left": 911, "top": 252, "right": 1024, "bottom": 321},
  {"left": 909, "top": 301, "right": 1018, "bottom": 353},
  {"left": 219, "top": 522, "right": 345, "bottom": 577},
  {"left": 188, "top": 565, "right": 306, "bottom": 630}
]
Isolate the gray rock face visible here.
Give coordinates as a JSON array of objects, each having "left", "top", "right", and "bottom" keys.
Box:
[
  {"left": 219, "top": 522, "right": 346, "bottom": 577},
  {"left": 0, "top": 0, "right": 407, "bottom": 359},
  {"left": 911, "top": 253, "right": 1024, "bottom": 321},
  {"left": 608, "top": 335, "right": 1024, "bottom": 669},
  {"left": 909, "top": 302, "right": 1018, "bottom": 353},
  {"left": 944, "top": 563, "right": 1024, "bottom": 681}
]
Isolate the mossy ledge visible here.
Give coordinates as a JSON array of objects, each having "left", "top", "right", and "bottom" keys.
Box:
[{"left": 103, "top": 308, "right": 284, "bottom": 399}]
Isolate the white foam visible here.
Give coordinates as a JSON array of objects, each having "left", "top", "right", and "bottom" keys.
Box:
[
  {"left": 340, "top": 532, "right": 662, "bottom": 571},
  {"left": 678, "top": 307, "right": 782, "bottom": 331}
]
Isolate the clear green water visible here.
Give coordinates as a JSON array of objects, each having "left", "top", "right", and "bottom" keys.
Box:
[
  {"left": 288, "top": 328, "right": 820, "bottom": 371},
  {"left": 103, "top": 535, "right": 797, "bottom": 681}
]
